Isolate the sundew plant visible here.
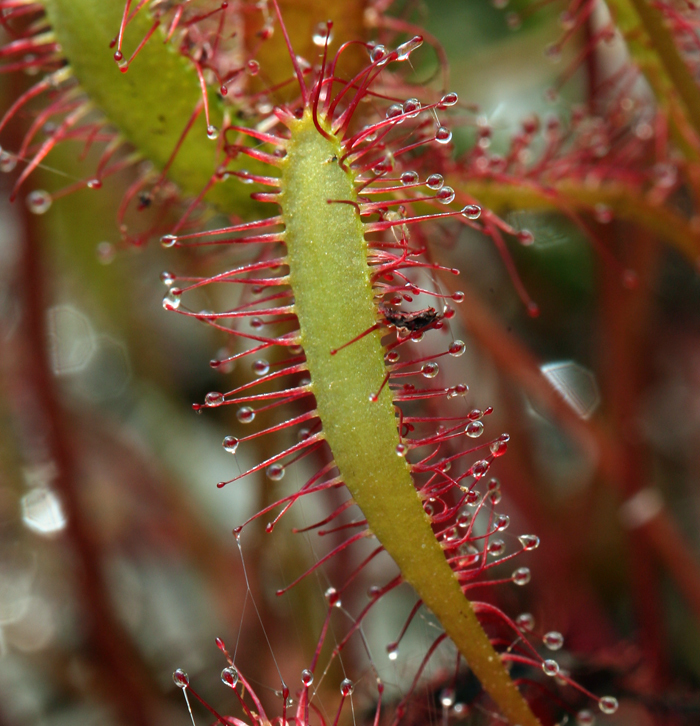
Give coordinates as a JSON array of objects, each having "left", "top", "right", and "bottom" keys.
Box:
[{"left": 2, "top": 1, "right": 700, "bottom": 726}]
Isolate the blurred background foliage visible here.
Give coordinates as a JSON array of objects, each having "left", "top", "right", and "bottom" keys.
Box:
[{"left": 1, "top": 1, "right": 700, "bottom": 725}]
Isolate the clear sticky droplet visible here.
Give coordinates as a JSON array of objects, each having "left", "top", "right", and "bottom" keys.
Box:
[
  {"left": 421, "top": 362, "right": 439, "bottom": 378},
  {"left": 205, "top": 391, "right": 224, "bottom": 407},
  {"left": 542, "top": 659, "right": 560, "bottom": 677},
  {"left": 512, "top": 566, "right": 531, "bottom": 586},
  {"left": 518, "top": 534, "right": 540, "bottom": 551},
  {"left": 221, "top": 666, "right": 239, "bottom": 688},
  {"left": 449, "top": 340, "right": 466, "bottom": 356},
  {"left": 223, "top": 436, "right": 239, "bottom": 454},
  {"left": 465, "top": 421, "right": 484, "bottom": 438},
  {"left": 435, "top": 127, "right": 452, "bottom": 144},
  {"left": 301, "top": 669, "right": 314, "bottom": 686},
  {"left": 402, "top": 98, "right": 421, "bottom": 118},
  {"left": 160, "top": 271, "right": 176, "bottom": 287},
  {"left": 461, "top": 204, "right": 481, "bottom": 220},
  {"left": 576, "top": 709, "right": 596, "bottom": 726},
  {"left": 490, "top": 440, "right": 508, "bottom": 457},
  {"left": 496, "top": 513, "right": 510, "bottom": 530},
  {"left": 439, "top": 92, "right": 458, "bottom": 108},
  {"left": 400, "top": 170, "right": 418, "bottom": 185},
  {"left": 396, "top": 443, "right": 407, "bottom": 457},
  {"left": 160, "top": 234, "right": 177, "bottom": 248},
  {"left": 471, "top": 459, "right": 490, "bottom": 479},
  {"left": 162, "top": 291, "right": 181, "bottom": 311},
  {"left": 266, "top": 464, "right": 285, "bottom": 481},
  {"left": 436, "top": 186, "right": 455, "bottom": 204},
  {"left": 370, "top": 44, "right": 387, "bottom": 63},
  {"left": 173, "top": 669, "right": 189, "bottom": 688},
  {"left": 488, "top": 539, "right": 505, "bottom": 556},
  {"left": 543, "top": 631, "right": 564, "bottom": 651},
  {"left": 515, "top": 612, "right": 535, "bottom": 632},
  {"left": 207, "top": 125, "right": 220, "bottom": 140},
  {"left": 426, "top": 173, "right": 444, "bottom": 190},
  {"left": 26, "top": 189, "right": 52, "bottom": 215},
  {"left": 86, "top": 178, "right": 102, "bottom": 189},
  {"left": 396, "top": 35, "right": 422, "bottom": 61},
  {"left": 387, "top": 643, "right": 399, "bottom": 660},
  {"left": 0, "top": 150, "right": 17, "bottom": 172},
  {"left": 598, "top": 696, "right": 618, "bottom": 715},
  {"left": 340, "top": 678, "right": 354, "bottom": 696},
  {"left": 312, "top": 22, "right": 333, "bottom": 47},
  {"left": 236, "top": 406, "right": 255, "bottom": 423},
  {"left": 253, "top": 359, "right": 270, "bottom": 376},
  {"left": 324, "top": 586, "right": 341, "bottom": 607}
]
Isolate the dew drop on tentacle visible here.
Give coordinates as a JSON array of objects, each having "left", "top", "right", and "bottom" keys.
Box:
[
  {"left": 461, "top": 204, "right": 482, "bottom": 220},
  {"left": 426, "top": 173, "right": 444, "bottom": 190},
  {"left": 160, "top": 271, "right": 176, "bottom": 287},
  {"left": 161, "top": 234, "right": 178, "bottom": 248},
  {"left": 470, "top": 459, "right": 490, "bottom": 479},
  {"left": 266, "top": 464, "right": 285, "bottom": 481},
  {"left": 543, "top": 631, "right": 564, "bottom": 651},
  {"left": 312, "top": 21, "right": 333, "bottom": 47},
  {"left": 205, "top": 391, "right": 224, "bottom": 407},
  {"left": 435, "top": 127, "right": 452, "bottom": 144},
  {"left": 173, "top": 669, "right": 189, "bottom": 688},
  {"left": 26, "top": 189, "right": 52, "bottom": 214},
  {"left": 515, "top": 612, "right": 535, "bottom": 632},
  {"left": 0, "top": 150, "right": 18, "bottom": 173},
  {"left": 542, "top": 659, "right": 560, "bottom": 677},
  {"left": 449, "top": 340, "right": 466, "bottom": 356},
  {"left": 402, "top": 98, "right": 421, "bottom": 118},
  {"left": 396, "top": 35, "right": 423, "bottom": 61},
  {"left": 518, "top": 534, "right": 540, "bottom": 550},
  {"left": 575, "top": 709, "right": 595, "bottom": 726},
  {"left": 163, "top": 291, "right": 181, "bottom": 311},
  {"left": 465, "top": 421, "right": 483, "bottom": 438},
  {"left": 369, "top": 44, "right": 388, "bottom": 64},
  {"left": 512, "top": 566, "right": 531, "bottom": 586},
  {"left": 436, "top": 186, "right": 455, "bottom": 204},
  {"left": 421, "top": 362, "right": 439, "bottom": 378},
  {"left": 488, "top": 539, "right": 505, "bottom": 556},
  {"left": 237, "top": 406, "right": 256, "bottom": 423},
  {"left": 223, "top": 436, "right": 239, "bottom": 454},
  {"left": 324, "top": 586, "right": 341, "bottom": 607},
  {"left": 598, "top": 696, "right": 619, "bottom": 715},
  {"left": 439, "top": 92, "right": 459, "bottom": 108},
  {"left": 490, "top": 439, "right": 508, "bottom": 456},
  {"left": 253, "top": 359, "right": 270, "bottom": 376},
  {"left": 221, "top": 666, "right": 239, "bottom": 688}
]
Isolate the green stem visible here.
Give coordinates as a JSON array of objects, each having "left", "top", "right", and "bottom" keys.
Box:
[{"left": 282, "top": 112, "right": 541, "bottom": 726}]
